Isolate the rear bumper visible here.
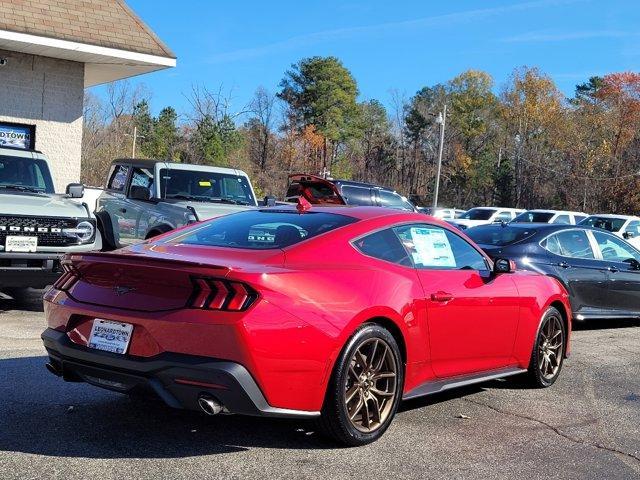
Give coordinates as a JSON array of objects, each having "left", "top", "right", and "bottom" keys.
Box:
[{"left": 41, "top": 328, "right": 320, "bottom": 419}]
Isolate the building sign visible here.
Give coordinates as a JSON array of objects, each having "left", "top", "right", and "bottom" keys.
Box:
[{"left": 0, "top": 122, "right": 36, "bottom": 150}]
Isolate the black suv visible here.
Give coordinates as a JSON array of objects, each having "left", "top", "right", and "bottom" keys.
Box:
[{"left": 285, "top": 174, "right": 416, "bottom": 211}]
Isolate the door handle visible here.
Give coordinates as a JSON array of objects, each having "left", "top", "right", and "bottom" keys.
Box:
[
  {"left": 608, "top": 266, "right": 619, "bottom": 273},
  {"left": 558, "top": 262, "right": 570, "bottom": 269},
  {"left": 119, "top": 208, "right": 127, "bottom": 213},
  {"left": 430, "top": 292, "right": 453, "bottom": 302}
]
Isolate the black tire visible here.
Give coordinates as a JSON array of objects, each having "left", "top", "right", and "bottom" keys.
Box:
[
  {"left": 526, "top": 307, "right": 566, "bottom": 388},
  {"left": 95, "top": 211, "right": 119, "bottom": 251},
  {"left": 317, "top": 323, "right": 404, "bottom": 446},
  {"left": 145, "top": 224, "right": 173, "bottom": 240}
]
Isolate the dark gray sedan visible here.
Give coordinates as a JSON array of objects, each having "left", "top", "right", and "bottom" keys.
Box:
[{"left": 466, "top": 223, "right": 640, "bottom": 322}]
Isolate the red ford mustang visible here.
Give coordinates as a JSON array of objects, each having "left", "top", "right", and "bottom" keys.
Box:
[{"left": 42, "top": 205, "right": 571, "bottom": 446}]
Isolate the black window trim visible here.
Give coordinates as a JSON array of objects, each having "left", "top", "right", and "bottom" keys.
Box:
[
  {"left": 590, "top": 229, "right": 640, "bottom": 266},
  {"left": 538, "top": 228, "right": 600, "bottom": 262},
  {"left": 350, "top": 221, "right": 491, "bottom": 272},
  {"left": 106, "top": 163, "right": 133, "bottom": 193}
]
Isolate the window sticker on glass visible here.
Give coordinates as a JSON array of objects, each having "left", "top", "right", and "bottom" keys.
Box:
[{"left": 410, "top": 227, "right": 456, "bottom": 268}]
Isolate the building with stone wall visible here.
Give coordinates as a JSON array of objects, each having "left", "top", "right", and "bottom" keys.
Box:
[{"left": 0, "top": 0, "right": 175, "bottom": 191}]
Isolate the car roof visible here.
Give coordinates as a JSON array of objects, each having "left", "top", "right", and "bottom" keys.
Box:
[
  {"left": 263, "top": 204, "right": 426, "bottom": 221},
  {"left": 524, "top": 209, "right": 587, "bottom": 215},
  {"left": 111, "top": 158, "right": 249, "bottom": 176},
  {"left": 471, "top": 223, "right": 600, "bottom": 235},
  {"left": 585, "top": 214, "right": 639, "bottom": 220},
  {"left": 288, "top": 173, "right": 397, "bottom": 192}
]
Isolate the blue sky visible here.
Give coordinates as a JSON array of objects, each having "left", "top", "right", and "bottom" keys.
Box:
[{"left": 93, "top": 0, "right": 640, "bottom": 117}]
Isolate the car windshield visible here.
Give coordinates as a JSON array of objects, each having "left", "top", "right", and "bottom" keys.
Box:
[
  {"left": 460, "top": 208, "right": 496, "bottom": 220},
  {"left": 512, "top": 211, "right": 555, "bottom": 223},
  {"left": 159, "top": 168, "right": 256, "bottom": 206},
  {"left": 466, "top": 226, "right": 538, "bottom": 246},
  {"left": 580, "top": 216, "right": 627, "bottom": 233},
  {"left": 165, "top": 210, "right": 358, "bottom": 249},
  {"left": 0, "top": 155, "right": 54, "bottom": 194}
]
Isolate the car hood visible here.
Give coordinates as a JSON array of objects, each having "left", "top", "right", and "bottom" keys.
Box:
[
  {"left": 171, "top": 201, "right": 255, "bottom": 221},
  {"left": 0, "top": 192, "right": 90, "bottom": 218}
]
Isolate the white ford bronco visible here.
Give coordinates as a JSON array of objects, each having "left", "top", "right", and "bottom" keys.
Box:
[{"left": 0, "top": 146, "right": 100, "bottom": 291}]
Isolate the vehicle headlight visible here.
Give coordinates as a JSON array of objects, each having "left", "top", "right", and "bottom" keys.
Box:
[{"left": 63, "top": 220, "right": 95, "bottom": 243}]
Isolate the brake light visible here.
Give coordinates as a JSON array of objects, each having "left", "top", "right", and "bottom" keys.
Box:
[
  {"left": 189, "top": 277, "right": 257, "bottom": 311},
  {"left": 53, "top": 263, "right": 80, "bottom": 291}
]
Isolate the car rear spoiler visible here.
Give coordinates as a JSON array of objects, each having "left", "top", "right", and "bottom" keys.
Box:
[{"left": 287, "top": 173, "right": 346, "bottom": 205}]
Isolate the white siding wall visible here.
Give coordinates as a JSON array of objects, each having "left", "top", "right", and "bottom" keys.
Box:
[{"left": 0, "top": 48, "right": 84, "bottom": 192}]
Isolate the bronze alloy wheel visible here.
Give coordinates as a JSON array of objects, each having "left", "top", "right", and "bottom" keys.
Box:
[
  {"left": 344, "top": 337, "right": 398, "bottom": 433},
  {"left": 318, "top": 324, "right": 403, "bottom": 446},
  {"left": 526, "top": 306, "right": 566, "bottom": 388},
  {"left": 538, "top": 313, "right": 564, "bottom": 381}
]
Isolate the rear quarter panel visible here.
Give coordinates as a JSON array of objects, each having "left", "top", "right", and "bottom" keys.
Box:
[{"left": 510, "top": 271, "right": 572, "bottom": 364}]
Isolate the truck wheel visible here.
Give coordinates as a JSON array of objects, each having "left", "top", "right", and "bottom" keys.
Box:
[
  {"left": 95, "top": 211, "right": 119, "bottom": 251},
  {"left": 145, "top": 225, "right": 173, "bottom": 240}
]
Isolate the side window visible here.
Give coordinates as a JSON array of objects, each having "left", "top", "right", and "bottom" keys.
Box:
[
  {"left": 495, "top": 211, "right": 512, "bottom": 222},
  {"left": 593, "top": 231, "right": 640, "bottom": 263},
  {"left": 553, "top": 214, "right": 571, "bottom": 225},
  {"left": 542, "top": 230, "right": 594, "bottom": 259},
  {"left": 395, "top": 225, "right": 487, "bottom": 270},
  {"left": 378, "top": 190, "right": 410, "bottom": 210},
  {"left": 353, "top": 228, "right": 411, "bottom": 266},
  {"left": 107, "top": 165, "right": 130, "bottom": 191},
  {"left": 574, "top": 215, "right": 587, "bottom": 224},
  {"left": 341, "top": 185, "right": 373, "bottom": 206},
  {"left": 626, "top": 221, "right": 640, "bottom": 236},
  {"left": 130, "top": 167, "right": 154, "bottom": 189}
]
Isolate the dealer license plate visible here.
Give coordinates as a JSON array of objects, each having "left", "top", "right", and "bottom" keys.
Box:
[
  {"left": 5, "top": 236, "right": 38, "bottom": 252},
  {"left": 88, "top": 319, "right": 133, "bottom": 354}
]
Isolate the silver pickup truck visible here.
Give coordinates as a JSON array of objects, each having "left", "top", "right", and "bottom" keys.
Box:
[
  {"left": 0, "top": 146, "right": 100, "bottom": 291},
  {"left": 95, "top": 159, "right": 259, "bottom": 250}
]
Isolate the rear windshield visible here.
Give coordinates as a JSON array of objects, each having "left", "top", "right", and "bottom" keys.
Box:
[
  {"left": 460, "top": 208, "right": 496, "bottom": 220},
  {"left": 580, "top": 216, "right": 626, "bottom": 232},
  {"left": 512, "top": 211, "right": 554, "bottom": 223},
  {"left": 466, "top": 226, "right": 538, "bottom": 246},
  {"left": 167, "top": 210, "right": 358, "bottom": 249}
]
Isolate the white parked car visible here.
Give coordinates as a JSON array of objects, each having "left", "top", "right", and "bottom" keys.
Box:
[
  {"left": 511, "top": 209, "right": 588, "bottom": 225},
  {"left": 448, "top": 207, "right": 524, "bottom": 230},
  {"left": 579, "top": 214, "right": 640, "bottom": 249},
  {"left": 418, "top": 207, "right": 465, "bottom": 220}
]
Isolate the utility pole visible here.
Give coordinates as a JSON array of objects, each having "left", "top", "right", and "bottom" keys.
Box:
[
  {"left": 433, "top": 103, "right": 447, "bottom": 209},
  {"left": 125, "top": 126, "right": 146, "bottom": 158}
]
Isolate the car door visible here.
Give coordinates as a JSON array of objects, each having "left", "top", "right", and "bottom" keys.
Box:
[
  {"left": 395, "top": 224, "right": 520, "bottom": 378},
  {"left": 122, "top": 166, "right": 155, "bottom": 243},
  {"left": 590, "top": 230, "right": 640, "bottom": 315},
  {"left": 539, "top": 229, "right": 609, "bottom": 313},
  {"left": 97, "top": 163, "right": 131, "bottom": 246}
]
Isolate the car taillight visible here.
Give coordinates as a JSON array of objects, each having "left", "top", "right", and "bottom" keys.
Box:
[
  {"left": 53, "top": 263, "right": 80, "bottom": 291},
  {"left": 189, "top": 277, "right": 257, "bottom": 311}
]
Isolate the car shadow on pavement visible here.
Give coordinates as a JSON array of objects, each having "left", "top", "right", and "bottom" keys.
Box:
[
  {"left": 0, "top": 288, "right": 45, "bottom": 313},
  {"left": 572, "top": 318, "right": 640, "bottom": 331},
  {"left": 0, "top": 355, "right": 336, "bottom": 458}
]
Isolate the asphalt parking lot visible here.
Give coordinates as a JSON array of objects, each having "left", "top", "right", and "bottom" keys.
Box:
[{"left": 0, "top": 291, "right": 638, "bottom": 480}]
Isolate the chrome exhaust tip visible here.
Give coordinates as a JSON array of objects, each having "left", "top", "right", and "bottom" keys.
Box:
[
  {"left": 198, "top": 394, "right": 223, "bottom": 416},
  {"left": 45, "top": 362, "right": 62, "bottom": 377}
]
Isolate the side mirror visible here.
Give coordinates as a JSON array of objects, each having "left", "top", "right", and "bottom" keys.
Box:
[
  {"left": 493, "top": 258, "right": 516, "bottom": 274},
  {"left": 623, "top": 231, "right": 635, "bottom": 239},
  {"left": 66, "top": 183, "right": 84, "bottom": 199},
  {"left": 623, "top": 258, "right": 640, "bottom": 270},
  {"left": 263, "top": 195, "right": 277, "bottom": 207},
  {"left": 129, "top": 185, "right": 151, "bottom": 201}
]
